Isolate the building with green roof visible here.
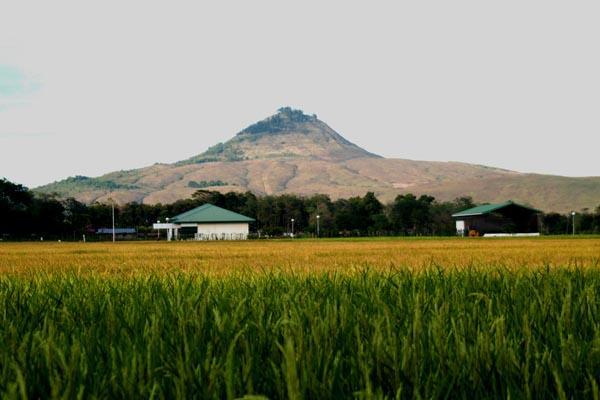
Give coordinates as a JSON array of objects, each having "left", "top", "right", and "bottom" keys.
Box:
[
  {"left": 153, "top": 204, "right": 254, "bottom": 240},
  {"left": 452, "top": 201, "right": 541, "bottom": 236}
]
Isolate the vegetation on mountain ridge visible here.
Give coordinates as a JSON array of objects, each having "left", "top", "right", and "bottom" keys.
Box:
[
  {"left": 237, "top": 107, "right": 318, "bottom": 136},
  {"left": 187, "top": 180, "right": 229, "bottom": 189},
  {"left": 35, "top": 175, "right": 138, "bottom": 197}
]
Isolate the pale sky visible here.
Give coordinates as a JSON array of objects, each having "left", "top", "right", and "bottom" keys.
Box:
[{"left": 1, "top": 1, "right": 599, "bottom": 188}]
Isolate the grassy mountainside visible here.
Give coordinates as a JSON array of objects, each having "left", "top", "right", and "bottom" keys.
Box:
[
  {"left": 35, "top": 108, "right": 599, "bottom": 212},
  {"left": 407, "top": 173, "right": 600, "bottom": 213}
]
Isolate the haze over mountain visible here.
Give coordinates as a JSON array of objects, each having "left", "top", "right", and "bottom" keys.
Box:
[{"left": 36, "top": 107, "right": 600, "bottom": 213}]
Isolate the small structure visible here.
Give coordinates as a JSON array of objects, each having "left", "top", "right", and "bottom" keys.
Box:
[
  {"left": 452, "top": 201, "right": 541, "bottom": 237},
  {"left": 95, "top": 228, "right": 137, "bottom": 239},
  {"left": 153, "top": 204, "right": 254, "bottom": 241},
  {"left": 96, "top": 228, "right": 136, "bottom": 235}
]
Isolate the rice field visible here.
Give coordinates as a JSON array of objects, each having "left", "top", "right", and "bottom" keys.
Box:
[
  {"left": 1, "top": 237, "right": 600, "bottom": 399},
  {"left": 1, "top": 237, "right": 599, "bottom": 276}
]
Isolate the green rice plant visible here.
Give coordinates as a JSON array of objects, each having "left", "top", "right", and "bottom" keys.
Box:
[{"left": 1, "top": 268, "right": 600, "bottom": 399}]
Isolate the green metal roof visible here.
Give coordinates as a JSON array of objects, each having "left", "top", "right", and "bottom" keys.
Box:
[
  {"left": 452, "top": 201, "right": 540, "bottom": 218},
  {"left": 170, "top": 204, "right": 254, "bottom": 224}
]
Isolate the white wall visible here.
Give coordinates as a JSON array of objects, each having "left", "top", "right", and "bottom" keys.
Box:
[
  {"left": 196, "top": 223, "right": 249, "bottom": 235},
  {"left": 195, "top": 223, "right": 249, "bottom": 240},
  {"left": 455, "top": 220, "right": 465, "bottom": 236}
]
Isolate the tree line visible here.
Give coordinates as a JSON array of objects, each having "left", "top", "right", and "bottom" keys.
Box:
[{"left": 1, "top": 178, "right": 599, "bottom": 240}]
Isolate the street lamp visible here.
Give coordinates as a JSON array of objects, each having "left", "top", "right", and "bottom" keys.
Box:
[
  {"left": 571, "top": 211, "right": 576, "bottom": 236},
  {"left": 291, "top": 218, "right": 295, "bottom": 238},
  {"left": 316, "top": 215, "right": 320, "bottom": 238}
]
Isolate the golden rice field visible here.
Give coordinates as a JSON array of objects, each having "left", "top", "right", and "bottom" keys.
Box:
[{"left": 0, "top": 236, "right": 599, "bottom": 275}]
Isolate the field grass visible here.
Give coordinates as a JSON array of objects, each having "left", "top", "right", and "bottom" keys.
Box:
[{"left": 1, "top": 237, "right": 600, "bottom": 399}]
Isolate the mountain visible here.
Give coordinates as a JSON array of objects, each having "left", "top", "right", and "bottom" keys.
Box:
[
  {"left": 180, "top": 107, "right": 380, "bottom": 164},
  {"left": 35, "top": 107, "right": 600, "bottom": 213}
]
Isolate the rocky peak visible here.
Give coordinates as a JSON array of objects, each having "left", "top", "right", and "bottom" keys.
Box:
[{"left": 181, "top": 107, "right": 379, "bottom": 164}]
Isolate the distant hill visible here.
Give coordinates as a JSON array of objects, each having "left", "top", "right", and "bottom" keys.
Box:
[{"left": 35, "top": 107, "right": 600, "bottom": 213}]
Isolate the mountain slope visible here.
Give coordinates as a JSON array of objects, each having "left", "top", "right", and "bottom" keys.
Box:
[{"left": 35, "top": 108, "right": 600, "bottom": 213}]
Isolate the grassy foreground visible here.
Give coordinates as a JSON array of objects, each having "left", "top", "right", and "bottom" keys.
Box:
[
  {"left": 1, "top": 238, "right": 600, "bottom": 398},
  {"left": 2, "top": 268, "right": 600, "bottom": 399}
]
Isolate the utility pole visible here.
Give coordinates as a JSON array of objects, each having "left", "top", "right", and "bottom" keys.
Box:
[
  {"left": 571, "top": 211, "right": 576, "bottom": 236},
  {"left": 316, "top": 215, "right": 320, "bottom": 238},
  {"left": 111, "top": 198, "right": 116, "bottom": 243}
]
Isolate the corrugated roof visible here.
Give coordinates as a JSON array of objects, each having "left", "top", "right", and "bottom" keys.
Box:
[
  {"left": 170, "top": 204, "right": 255, "bottom": 223},
  {"left": 452, "top": 201, "right": 540, "bottom": 218}
]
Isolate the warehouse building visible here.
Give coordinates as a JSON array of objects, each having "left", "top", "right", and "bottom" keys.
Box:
[
  {"left": 452, "top": 201, "right": 541, "bottom": 237},
  {"left": 153, "top": 204, "right": 254, "bottom": 240}
]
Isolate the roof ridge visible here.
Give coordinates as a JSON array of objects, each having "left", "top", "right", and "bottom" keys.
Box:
[
  {"left": 171, "top": 203, "right": 254, "bottom": 223},
  {"left": 452, "top": 201, "right": 540, "bottom": 217},
  {"left": 171, "top": 203, "right": 211, "bottom": 219}
]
